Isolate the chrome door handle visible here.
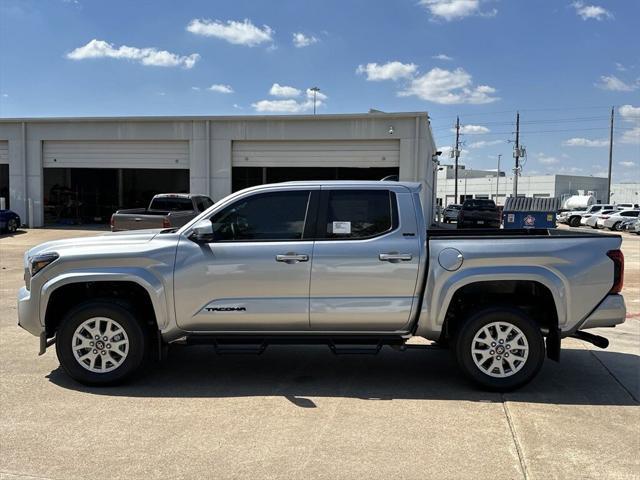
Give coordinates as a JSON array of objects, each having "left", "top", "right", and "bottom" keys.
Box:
[
  {"left": 276, "top": 253, "right": 309, "bottom": 263},
  {"left": 379, "top": 253, "right": 413, "bottom": 262}
]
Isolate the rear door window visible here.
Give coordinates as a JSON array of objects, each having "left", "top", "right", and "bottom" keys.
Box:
[{"left": 319, "top": 190, "right": 397, "bottom": 239}]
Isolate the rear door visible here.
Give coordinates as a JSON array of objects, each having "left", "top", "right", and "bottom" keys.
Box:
[
  {"left": 309, "top": 187, "right": 421, "bottom": 331},
  {"left": 173, "top": 187, "right": 318, "bottom": 331}
]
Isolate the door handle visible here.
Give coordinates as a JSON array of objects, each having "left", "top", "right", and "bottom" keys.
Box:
[
  {"left": 134, "top": 218, "right": 142, "bottom": 222},
  {"left": 379, "top": 253, "right": 413, "bottom": 262},
  {"left": 276, "top": 253, "right": 309, "bottom": 263}
]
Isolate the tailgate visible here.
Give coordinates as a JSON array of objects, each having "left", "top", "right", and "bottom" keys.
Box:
[{"left": 113, "top": 213, "right": 166, "bottom": 231}]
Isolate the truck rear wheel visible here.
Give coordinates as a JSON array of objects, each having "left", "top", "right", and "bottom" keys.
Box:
[
  {"left": 454, "top": 308, "right": 545, "bottom": 391},
  {"left": 55, "top": 301, "right": 148, "bottom": 386}
]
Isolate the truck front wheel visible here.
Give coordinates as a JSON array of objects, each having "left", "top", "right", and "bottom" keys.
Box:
[
  {"left": 454, "top": 308, "right": 545, "bottom": 391},
  {"left": 569, "top": 216, "right": 581, "bottom": 227},
  {"left": 55, "top": 301, "right": 148, "bottom": 386}
]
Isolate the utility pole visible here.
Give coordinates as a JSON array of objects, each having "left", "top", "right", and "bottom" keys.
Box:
[
  {"left": 310, "top": 86, "right": 320, "bottom": 115},
  {"left": 496, "top": 154, "right": 502, "bottom": 201},
  {"left": 513, "top": 112, "right": 520, "bottom": 197},
  {"left": 454, "top": 116, "right": 461, "bottom": 203},
  {"left": 607, "top": 106, "right": 614, "bottom": 201}
]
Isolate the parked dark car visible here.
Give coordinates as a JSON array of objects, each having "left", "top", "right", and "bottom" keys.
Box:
[
  {"left": 442, "top": 204, "right": 461, "bottom": 223},
  {"left": 0, "top": 209, "right": 21, "bottom": 233},
  {"left": 457, "top": 199, "right": 501, "bottom": 229}
]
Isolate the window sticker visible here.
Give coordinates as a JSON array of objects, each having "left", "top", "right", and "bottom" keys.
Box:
[{"left": 332, "top": 221, "right": 351, "bottom": 234}]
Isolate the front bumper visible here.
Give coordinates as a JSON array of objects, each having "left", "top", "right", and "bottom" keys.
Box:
[
  {"left": 579, "top": 294, "right": 626, "bottom": 330},
  {"left": 17, "top": 286, "right": 43, "bottom": 337}
]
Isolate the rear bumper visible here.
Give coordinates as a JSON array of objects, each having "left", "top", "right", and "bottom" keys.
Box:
[{"left": 579, "top": 294, "right": 626, "bottom": 330}]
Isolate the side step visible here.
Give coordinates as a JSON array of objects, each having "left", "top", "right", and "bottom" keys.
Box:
[
  {"left": 175, "top": 334, "right": 408, "bottom": 355},
  {"left": 329, "top": 342, "right": 383, "bottom": 355}
]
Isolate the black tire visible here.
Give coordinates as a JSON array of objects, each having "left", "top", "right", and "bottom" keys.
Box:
[
  {"left": 55, "top": 300, "right": 148, "bottom": 386},
  {"left": 7, "top": 218, "right": 18, "bottom": 233},
  {"left": 454, "top": 308, "right": 545, "bottom": 391},
  {"left": 611, "top": 222, "right": 621, "bottom": 231},
  {"left": 569, "top": 216, "right": 581, "bottom": 227}
]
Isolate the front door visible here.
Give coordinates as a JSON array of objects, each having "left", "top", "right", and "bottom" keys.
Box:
[
  {"left": 173, "top": 188, "right": 317, "bottom": 331},
  {"left": 309, "top": 188, "right": 422, "bottom": 331}
]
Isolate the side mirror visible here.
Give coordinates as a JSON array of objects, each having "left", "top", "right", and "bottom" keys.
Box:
[{"left": 190, "top": 219, "right": 215, "bottom": 243}]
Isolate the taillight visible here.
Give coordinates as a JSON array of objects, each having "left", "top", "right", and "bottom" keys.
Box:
[
  {"left": 601, "top": 215, "right": 610, "bottom": 219},
  {"left": 607, "top": 250, "right": 624, "bottom": 294},
  {"left": 162, "top": 217, "right": 171, "bottom": 228}
]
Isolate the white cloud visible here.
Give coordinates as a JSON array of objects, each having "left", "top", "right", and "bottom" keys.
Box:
[
  {"left": 252, "top": 99, "right": 316, "bottom": 113},
  {"left": 1, "top": 93, "right": 8, "bottom": 98},
  {"left": 186, "top": 19, "right": 273, "bottom": 47},
  {"left": 620, "top": 127, "right": 640, "bottom": 144},
  {"left": 208, "top": 84, "right": 234, "bottom": 94},
  {"left": 562, "top": 137, "right": 609, "bottom": 147},
  {"left": 557, "top": 166, "right": 584, "bottom": 174},
  {"left": 306, "top": 88, "right": 327, "bottom": 101},
  {"left": 535, "top": 153, "right": 560, "bottom": 165},
  {"left": 292, "top": 32, "right": 319, "bottom": 48},
  {"left": 67, "top": 39, "right": 200, "bottom": 68},
  {"left": 419, "top": 0, "right": 482, "bottom": 21},
  {"left": 615, "top": 62, "right": 627, "bottom": 72},
  {"left": 468, "top": 139, "right": 502, "bottom": 149},
  {"left": 595, "top": 75, "right": 638, "bottom": 92},
  {"left": 399, "top": 67, "right": 498, "bottom": 104},
  {"left": 253, "top": 86, "right": 328, "bottom": 113},
  {"left": 269, "top": 83, "right": 301, "bottom": 97},
  {"left": 618, "top": 105, "right": 640, "bottom": 144},
  {"left": 433, "top": 53, "right": 453, "bottom": 61},
  {"left": 356, "top": 61, "right": 418, "bottom": 81},
  {"left": 619, "top": 104, "right": 640, "bottom": 119},
  {"left": 571, "top": 1, "right": 613, "bottom": 21},
  {"left": 456, "top": 124, "right": 489, "bottom": 134},
  {"left": 191, "top": 86, "right": 201, "bottom": 91},
  {"left": 619, "top": 161, "right": 636, "bottom": 167}
]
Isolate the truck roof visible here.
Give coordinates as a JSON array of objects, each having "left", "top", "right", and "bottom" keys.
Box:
[
  {"left": 278, "top": 180, "right": 423, "bottom": 192},
  {"left": 153, "top": 193, "right": 205, "bottom": 198}
]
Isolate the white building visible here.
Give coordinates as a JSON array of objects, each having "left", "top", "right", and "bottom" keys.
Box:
[
  {"left": 0, "top": 112, "right": 437, "bottom": 227},
  {"left": 436, "top": 165, "right": 610, "bottom": 206},
  {"left": 610, "top": 183, "right": 640, "bottom": 205}
]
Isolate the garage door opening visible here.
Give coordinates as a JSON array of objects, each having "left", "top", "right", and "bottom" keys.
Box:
[
  {"left": 43, "top": 168, "right": 189, "bottom": 225},
  {"left": 0, "top": 164, "right": 8, "bottom": 209},
  {"left": 232, "top": 167, "right": 400, "bottom": 192}
]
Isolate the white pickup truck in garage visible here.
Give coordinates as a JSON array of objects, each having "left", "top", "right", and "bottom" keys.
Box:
[{"left": 19, "top": 181, "right": 626, "bottom": 391}]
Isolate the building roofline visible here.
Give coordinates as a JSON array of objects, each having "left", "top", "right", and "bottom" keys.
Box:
[{"left": 0, "top": 111, "right": 429, "bottom": 123}]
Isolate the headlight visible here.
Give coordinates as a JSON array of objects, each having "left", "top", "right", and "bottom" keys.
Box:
[{"left": 30, "top": 252, "right": 59, "bottom": 277}]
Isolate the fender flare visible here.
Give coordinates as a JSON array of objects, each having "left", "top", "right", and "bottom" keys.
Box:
[
  {"left": 39, "top": 268, "right": 169, "bottom": 330},
  {"left": 416, "top": 265, "right": 567, "bottom": 337}
]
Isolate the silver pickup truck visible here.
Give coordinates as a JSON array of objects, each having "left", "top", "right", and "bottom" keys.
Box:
[
  {"left": 110, "top": 193, "right": 214, "bottom": 231},
  {"left": 18, "top": 181, "right": 626, "bottom": 391}
]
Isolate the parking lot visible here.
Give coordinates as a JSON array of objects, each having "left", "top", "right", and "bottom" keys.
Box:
[{"left": 0, "top": 227, "right": 638, "bottom": 480}]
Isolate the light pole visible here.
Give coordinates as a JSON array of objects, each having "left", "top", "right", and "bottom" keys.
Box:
[
  {"left": 496, "top": 154, "right": 502, "bottom": 202},
  {"left": 309, "top": 86, "right": 320, "bottom": 115}
]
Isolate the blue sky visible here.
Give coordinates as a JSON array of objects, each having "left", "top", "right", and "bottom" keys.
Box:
[{"left": 0, "top": 0, "right": 638, "bottom": 180}]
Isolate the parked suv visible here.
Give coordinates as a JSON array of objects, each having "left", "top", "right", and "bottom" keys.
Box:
[
  {"left": 442, "top": 204, "right": 461, "bottom": 223},
  {"left": 457, "top": 199, "right": 501, "bottom": 228}
]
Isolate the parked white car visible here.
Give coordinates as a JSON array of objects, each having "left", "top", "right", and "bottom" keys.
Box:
[
  {"left": 602, "top": 210, "right": 640, "bottom": 230},
  {"left": 559, "top": 204, "right": 615, "bottom": 227},
  {"left": 585, "top": 210, "right": 616, "bottom": 228}
]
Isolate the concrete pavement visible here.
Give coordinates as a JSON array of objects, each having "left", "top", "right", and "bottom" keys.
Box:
[{"left": 1, "top": 227, "right": 638, "bottom": 479}]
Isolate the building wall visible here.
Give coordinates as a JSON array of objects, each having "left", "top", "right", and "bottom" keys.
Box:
[
  {"left": 0, "top": 113, "right": 436, "bottom": 227},
  {"left": 436, "top": 170, "right": 610, "bottom": 206},
  {"left": 610, "top": 183, "right": 640, "bottom": 205}
]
